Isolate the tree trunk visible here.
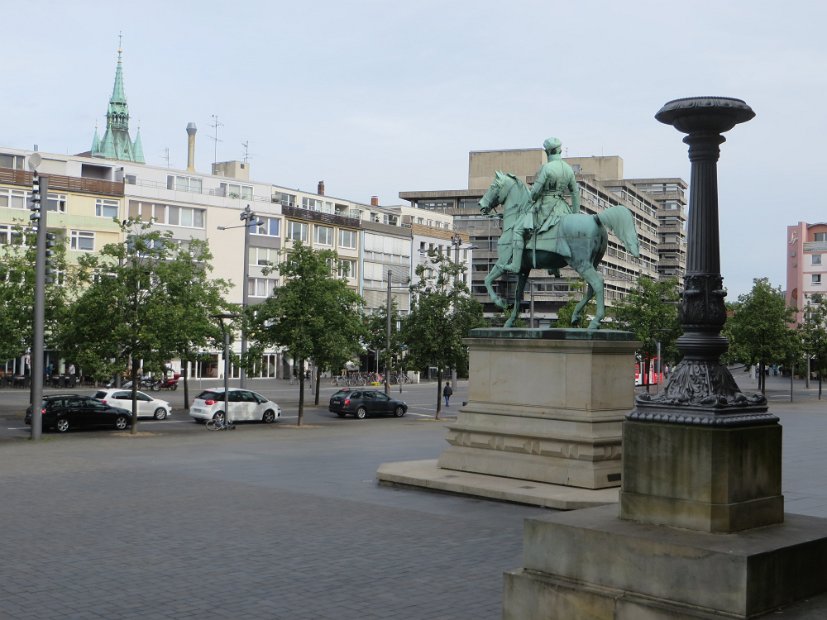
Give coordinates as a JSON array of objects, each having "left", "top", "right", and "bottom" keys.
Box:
[
  {"left": 435, "top": 368, "right": 443, "bottom": 420},
  {"left": 790, "top": 362, "right": 794, "bottom": 403},
  {"left": 759, "top": 361, "right": 765, "bottom": 394},
  {"left": 297, "top": 358, "right": 305, "bottom": 426},
  {"left": 182, "top": 356, "right": 190, "bottom": 412},
  {"left": 130, "top": 357, "right": 140, "bottom": 435},
  {"left": 819, "top": 374, "right": 822, "bottom": 400},
  {"left": 314, "top": 363, "right": 321, "bottom": 406}
]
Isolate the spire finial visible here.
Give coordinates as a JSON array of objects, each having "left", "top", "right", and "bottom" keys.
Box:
[{"left": 117, "top": 32, "right": 123, "bottom": 60}]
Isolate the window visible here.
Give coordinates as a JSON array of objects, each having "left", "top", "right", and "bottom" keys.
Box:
[
  {"left": 70, "top": 230, "right": 95, "bottom": 252},
  {"left": 814, "top": 254, "right": 822, "bottom": 266},
  {"left": 338, "top": 259, "right": 356, "bottom": 278},
  {"left": 128, "top": 201, "right": 204, "bottom": 228},
  {"left": 0, "top": 188, "right": 27, "bottom": 209},
  {"left": 248, "top": 277, "right": 276, "bottom": 298},
  {"left": 45, "top": 193, "right": 67, "bottom": 213},
  {"left": 220, "top": 182, "right": 253, "bottom": 200},
  {"left": 274, "top": 191, "right": 296, "bottom": 207},
  {"left": 0, "top": 153, "right": 25, "bottom": 170},
  {"left": 339, "top": 229, "right": 356, "bottom": 249},
  {"left": 815, "top": 232, "right": 827, "bottom": 242},
  {"left": 167, "top": 175, "right": 203, "bottom": 193},
  {"left": 813, "top": 274, "right": 823, "bottom": 285},
  {"left": 314, "top": 225, "right": 333, "bottom": 246},
  {"left": 253, "top": 216, "right": 281, "bottom": 238},
  {"left": 96, "top": 199, "right": 119, "bottom": 218},
  {"left": 287, "top": 221, "right": 308, "bottom": 242},
  {"left": 301, "top": 197, "right": 332, "bottom": 213},
  {"left": 249, "top": 246, "right": 277, "bottom": 267}
]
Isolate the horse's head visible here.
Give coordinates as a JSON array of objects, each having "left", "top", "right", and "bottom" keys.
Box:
[{"left": 478, "top": 171, "right": 511, "bottom": 216}]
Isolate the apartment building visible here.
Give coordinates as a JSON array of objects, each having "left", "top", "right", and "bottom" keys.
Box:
[{"left": 787, "top": 221, "right": 827, "bottom": 325}]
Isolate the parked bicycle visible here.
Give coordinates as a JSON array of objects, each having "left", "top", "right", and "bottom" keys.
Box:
[{"left": 205, "top": 415, "right": 235, "bottom": 431}]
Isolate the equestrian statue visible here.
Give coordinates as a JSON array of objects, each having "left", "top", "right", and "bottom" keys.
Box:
[{"left": 478, "top": 137, "right": 640, "bottom": 330}]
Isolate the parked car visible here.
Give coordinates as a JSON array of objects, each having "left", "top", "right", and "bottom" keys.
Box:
[
  {"left": 328, "top": 388, "right": 407, "bottom": 419},
  {"left": 25, "top": 394, "right": 131, "bottom": 433},
  {"left": 188, "top": 388, "right": 281, "bottom": 424},
  {"left": 91, "top": 389, "right": 172, "bottom": 420}
]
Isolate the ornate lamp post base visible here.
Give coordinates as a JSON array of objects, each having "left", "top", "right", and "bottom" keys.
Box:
[{"left": 630, "top": 97, "right": 774, "bottom": 426}]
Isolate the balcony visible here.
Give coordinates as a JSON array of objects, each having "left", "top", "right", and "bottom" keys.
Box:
[
  {"left": 282, "top": 204, "right": 361, "bottom": 228},
  {"left": 0, "top": 167, "right": 124, "bottom": 197},
  {"left": 804, "top": 241, "right": 827, "bottom": 252}
]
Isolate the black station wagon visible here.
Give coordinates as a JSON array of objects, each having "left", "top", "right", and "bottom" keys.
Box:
[{"left": 328, "top": 389, "right": 407, "bottom": 419}]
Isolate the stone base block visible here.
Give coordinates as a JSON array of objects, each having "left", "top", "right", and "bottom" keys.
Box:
[
  {"left": 439, "top": 329, "right": 638, "bottom": 490},
  {"left": 503, "top": 505, "right": 827, "bottom": 619},
  {"left": 621, "top": 420, "right": 783, "bottom": 532}
]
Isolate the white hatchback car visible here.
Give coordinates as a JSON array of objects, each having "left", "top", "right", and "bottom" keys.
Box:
[
  {"left": 92, "top": 389, "right": 172, "bottom": 420},
  {"left": 189, "top": 388, "right": 281, "bottom": 424}
]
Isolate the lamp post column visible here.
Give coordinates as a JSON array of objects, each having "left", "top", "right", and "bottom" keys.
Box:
[{"left": 240, "top": 205, "right": 255, "bottom": 388}]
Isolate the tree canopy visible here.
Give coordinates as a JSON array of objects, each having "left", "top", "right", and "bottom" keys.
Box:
[
  {"left": 402, "top": 250, "right": 484, "bottom": 418},
  {"left": 249, "top": 241, "right": 365, "bottom": 423},
  {"left": 612, "top": 276, "right": 682, "bottom": 364}
]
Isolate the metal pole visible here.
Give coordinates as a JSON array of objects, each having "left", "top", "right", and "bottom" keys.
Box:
[
  {"left": 240, "top": 205, "right": 252, "bottom": 388},
  {"left": 30, "top": 174, "right": 48, "bottom": 441},
  {"left": 452, "top": 236, "right": 460, "bottom": 385},
  {"left": 223, "top": 326, "right": 230, "bottom": 424},
  {"left": 385, "top": 269, "right": 391, "bottom": 395},
  {"left": 529, "top": 281, "right": 535, "bottom": 328}
]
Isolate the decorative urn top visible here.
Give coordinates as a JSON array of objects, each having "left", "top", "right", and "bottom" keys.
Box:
[{"left": 655, "top": 97, "right": 755, "bottom": 134}]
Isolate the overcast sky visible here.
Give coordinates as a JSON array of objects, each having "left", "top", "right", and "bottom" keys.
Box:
[{"left": 4, "top": 0, "right": 825, "bottom": 297}]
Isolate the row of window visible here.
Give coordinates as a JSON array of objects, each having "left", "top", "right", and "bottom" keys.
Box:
[
  {"left": 0, "top": 188, "right": 119, "bottom": 217},
  {"left": 0, "top": 224, "right": 96, "bottom": 251}
]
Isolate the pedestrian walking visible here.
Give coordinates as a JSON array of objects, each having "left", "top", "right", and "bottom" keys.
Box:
[{"left": 443, "top": 382, "right": 453, "bottom": 407}]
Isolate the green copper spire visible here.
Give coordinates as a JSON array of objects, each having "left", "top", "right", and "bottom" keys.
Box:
[{"left": 91, "top": 40, "right": 145, "bottom": 164}]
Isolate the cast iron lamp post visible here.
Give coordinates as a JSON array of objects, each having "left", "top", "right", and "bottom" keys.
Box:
[{"left": 632, "top": 97, "right": 772, "bottom": 425}]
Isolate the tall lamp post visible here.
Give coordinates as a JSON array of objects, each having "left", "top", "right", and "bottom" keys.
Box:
[
  {"left": 218, "top": 204, "right": 262, "bottom": 388},
  {"left": 212, "top": 313, "right": 240, "bottom": 424},
  {"left": 449, "top": 234, "right": 477, "bottom": 385}
]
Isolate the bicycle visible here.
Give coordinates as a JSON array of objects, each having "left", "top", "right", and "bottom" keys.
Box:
[{"left": 205, "top": 414, "right": 235, "bottom": 431}]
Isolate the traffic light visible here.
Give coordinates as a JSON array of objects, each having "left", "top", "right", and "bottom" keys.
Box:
[
  {"left": 44, "top": 232, "right": 56, "bottom": 284},
  {"left": 28, "top": 172, "right": 42, "bottom": 225}
]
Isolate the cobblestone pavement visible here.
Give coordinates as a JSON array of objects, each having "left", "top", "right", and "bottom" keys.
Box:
[
  {"left": 2, "top": 373, "right": 827, "bottom": 618},
  {"left": 0, "top": 418, "right": 546, "bottom": 619}
]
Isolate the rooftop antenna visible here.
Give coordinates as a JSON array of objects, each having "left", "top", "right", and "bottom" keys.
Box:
[
  {"left": 162, "top": 147, "right": 171, "bottom": 167},
  {"left": 209, "top": 114, "right": 223, "bottom": 164},
  {"left": 241, "top": 141, "right": 250, "bottom": 164}
]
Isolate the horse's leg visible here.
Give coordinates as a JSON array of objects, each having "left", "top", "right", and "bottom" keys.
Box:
[
  {"left": 485, "top": 264, "right": 508, "bottom": 309},
  {"left": 579, "top": 265, "right": 605, "bottom": 330},
  {"left": 504, "top": 269, "right": 529, "bottom": 328},
  {"left": 571, "top": 281, "right": 594, "bottom": 327}
]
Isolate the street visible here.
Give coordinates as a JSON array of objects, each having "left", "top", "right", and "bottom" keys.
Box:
[
  {"left": 0, "top": 374, "right": 826, "bottom": 618},
  {"left": 0, "top": 378, "right": 463, "bottom": 440}
]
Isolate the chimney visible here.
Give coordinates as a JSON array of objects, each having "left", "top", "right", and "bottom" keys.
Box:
[
  {"left": 371, "top": 195, "right": 379, "bottom": 206},
  {"left": 317, "top": 180, "right": 325, "bottom": 195},
  {"left": 186, "top": 122, "right": 197, "bottom": 172}
]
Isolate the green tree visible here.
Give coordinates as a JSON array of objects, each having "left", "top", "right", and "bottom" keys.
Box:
[
  {"left": 154, "top": 238, "right": 231, "bottom": 409},
  {"left": 612, "top": 276, "right": 682, "bottom": 389},
  {"left": 249, "top": 242, "right": 365, "bottom": 424},
  {"left": 556, "top": 281, "right": 598, "bottom": 328},
  {"left": 799, "top": 294, "right": 827, "bottom": 399},
  {"left": 362, "top": 299, "right": 405, "bottom": 391},
  {"left": 0, "top": 223, "right": 70, "bottom": 367},
  {"left": 725, "top": 278, "right": 797, "bottom": 393},
  {"left": 60, "top": 220, "right": 215, "bottom": 432},
  {"left": 402, "top": 250, "right": 484, "bottom": 419}
]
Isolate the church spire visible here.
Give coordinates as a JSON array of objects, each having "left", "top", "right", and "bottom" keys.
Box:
[{"left": 91, "top": 36, "right": 145, "bottom": 164}]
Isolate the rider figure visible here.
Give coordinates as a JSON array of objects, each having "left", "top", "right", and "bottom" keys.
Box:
[{"left": 504, "top": 137, "right": 580, "bottom": 274}]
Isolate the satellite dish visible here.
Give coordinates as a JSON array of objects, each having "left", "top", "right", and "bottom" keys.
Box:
[{"left": 28, "top": 153, "right": 42, "bottom": 171}]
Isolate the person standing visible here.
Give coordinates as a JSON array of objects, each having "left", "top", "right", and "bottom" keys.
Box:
[{"left": 443, "top": 382, "right": 453, "bottom": 407}]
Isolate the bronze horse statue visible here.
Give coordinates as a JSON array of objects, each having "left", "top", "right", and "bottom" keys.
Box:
[{"left": 478, "top": 171, "right": 640, "bottom": 329}]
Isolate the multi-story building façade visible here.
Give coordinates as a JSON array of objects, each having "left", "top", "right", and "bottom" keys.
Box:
[{"left": 786, "top": 221, "right": 827, "bottom": 326}]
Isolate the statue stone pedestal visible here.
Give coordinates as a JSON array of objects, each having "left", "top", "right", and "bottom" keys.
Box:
[{"left": 437, "top": 328, "right": 638, "bottom": 490}]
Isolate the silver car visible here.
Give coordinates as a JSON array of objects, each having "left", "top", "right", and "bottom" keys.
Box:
[{"left": 189, "top": 388, "right": 281, "bottom": 424}]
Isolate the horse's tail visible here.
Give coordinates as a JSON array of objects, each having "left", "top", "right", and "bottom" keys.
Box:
[{"left": 596, "top": 205, "right": 640, "bottom": 257}]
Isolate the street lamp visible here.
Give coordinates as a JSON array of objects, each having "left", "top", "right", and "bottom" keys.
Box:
[
  {"left": 217, "top": 204, "right": 262, "bottom": 388},
  {"left": 212, "top": 312, "right": 240, "bottom": 425}
]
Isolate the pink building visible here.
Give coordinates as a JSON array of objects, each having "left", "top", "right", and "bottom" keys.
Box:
[{"left": 786, "top": 221, "right": 827, "bottom": 325}]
